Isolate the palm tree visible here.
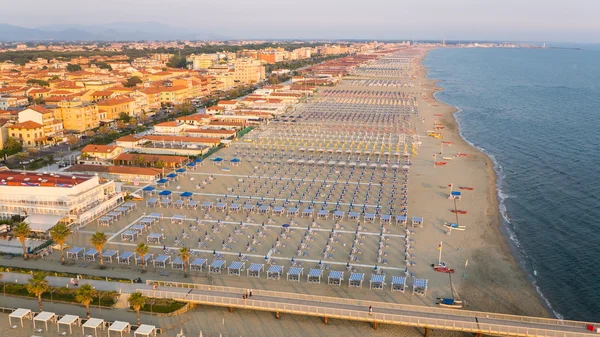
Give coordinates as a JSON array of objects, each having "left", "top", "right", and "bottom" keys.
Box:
[
  {"left": 13, "top": 222, "right": 31, "bottom": 259},
  {"left": 75, "top": 284, "right": 96, "bottom": 318},
  {"left": 90, "top": 232, "right": 107, "bottom": 267},
  {"left": 128, "top": 292, "right": 146, "bottom": 326},
  {"left": 135, "top": 243, "right": 149, "bottom": 272},
  {"left": 179, "top": 247, "right": 191, "bottom": 277},
  {"left": 26, "top": 272, "right": 49, "bottom": 311},
  {"left": 50, "top": 224, "right": 70, "bottom": 264}
]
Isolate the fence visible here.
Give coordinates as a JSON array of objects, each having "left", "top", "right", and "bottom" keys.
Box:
[
  {"left": 137, "top": 289, "right": 598, "bottom": 337},
  {"left": 146, "top": 280, "right": 598, "bottom": 333}
]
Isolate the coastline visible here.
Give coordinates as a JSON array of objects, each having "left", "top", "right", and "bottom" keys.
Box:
[{"left": 417, "top": 47, "right": 551, "bottom": 318}]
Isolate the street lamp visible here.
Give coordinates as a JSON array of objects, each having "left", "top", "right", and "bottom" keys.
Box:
[{"left": 50, "top": 288, "right": 56, "bottom": 309}]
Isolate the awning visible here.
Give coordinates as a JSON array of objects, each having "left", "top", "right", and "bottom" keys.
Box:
[{"left": 24, "top": 214, "right": 65, "bottom": 233}]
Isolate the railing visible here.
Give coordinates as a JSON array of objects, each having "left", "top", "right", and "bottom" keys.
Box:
[
  {"left": 146, "top": 279, "right": 595, "bottom": 330},
  {"left": 138, "top": 289, "right": 597, "bottom": 337}
]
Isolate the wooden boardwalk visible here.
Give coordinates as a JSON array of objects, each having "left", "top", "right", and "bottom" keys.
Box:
[{"left": 142, "top": 280, "right": 599, "bottom": 337}]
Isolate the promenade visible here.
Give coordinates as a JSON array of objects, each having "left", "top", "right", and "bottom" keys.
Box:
[{"left": 3, "top": 272, "right": 598, "bottom": 337}]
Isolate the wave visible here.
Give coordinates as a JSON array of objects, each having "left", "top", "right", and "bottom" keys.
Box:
[{"left": 431, "top": 90, "right": 564, "bottom": 320}]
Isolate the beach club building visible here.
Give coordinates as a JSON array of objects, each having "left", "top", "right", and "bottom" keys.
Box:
[{"left": 0, "top": 169, "right": 123, "bottom": 228}]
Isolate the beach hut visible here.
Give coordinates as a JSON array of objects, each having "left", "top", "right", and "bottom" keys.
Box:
[
  {"left": 287, "top": 267, "right": 303, "bottom": 282},
  {"left": 209, "top": 259, "right": 226, "bottom": 273},
  {"left": 190, "top": 258, "right": 207, "bottom": 272},
  {"left": 33, "top": 311, "right": 57, "bottom": 330},
  {"left": 84, "top": 248, "right": 99, "bottom": 261},
  {"left": 413, "top": 278, "right": 428, "bottom": 296},
  {"left": 328, "top": 271, "right": 344, "bottom": 286},
  {"left": 411, "top": 217, "right": 423, "bottom": 227},
  {"left": 146, "top": 233, "right": 164, "bottom": 244},
  {"left": 349, "top": 273, "right": 364, "bottom": 288},
  {"left": 395, "top": 215, "right": 407, "bottom": 225},
  {"left": 82, "top": 318, "right": 104, "bottom": 337},
  {"left": 121, "top": 230, "right": 138, "bottom": 241},
  {"left": 228, "top": 261, "right": 245, "bottom": 276},
  {"left": 102, "top": 250, "right": 118, "bottom": 264},
  {"left": 369, "top": 274, "right": 385, "bottom": 290},
  {"left": 134, "top": 324, "right": 157, "bottom": 337},
  {"left": 391, "top": 276, "right": 407, "bottom": 292},
  {"left": 247, "top": 263, "right": 264, "bottom": 277},
  {"left": 108, "top": 321, "right": 131, "bottom": 337},
  {"left": 307, "top": 269, "right": 323, "bottom": 283},
  {"left": 57, "top": 314, "right": 80, "bottom": 334},
  {"left": 66, "top": 247, "right": 84, "bottom": 260},
  {"left": 118, "top": 251, "right": 135, "bottom": 264},
  {"left": 267, "top": 265, "right": 284, "bottom": 280},
  {"left": 154, "top": 255, "right": 170, "bottom": 268},
  {"left": 136, "top": 254, "right": 153, "bottom": 266},
  {"left": 143, "top": 186, "right": 156, "bottom": 195}
]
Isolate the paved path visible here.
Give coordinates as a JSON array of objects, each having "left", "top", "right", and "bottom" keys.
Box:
[{"left": 5, "top": 272, "right": 598, "bottom": 337}]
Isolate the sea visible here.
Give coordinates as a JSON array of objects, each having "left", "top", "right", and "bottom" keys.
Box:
[{"left": 424, "top": 46, "right": 600, "bottom": 322}]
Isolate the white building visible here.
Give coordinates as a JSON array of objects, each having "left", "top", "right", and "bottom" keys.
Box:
[{"left": 0, "top": 169, "right": 123, "bottom": 229}]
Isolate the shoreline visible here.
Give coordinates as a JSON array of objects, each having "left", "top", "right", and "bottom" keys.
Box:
[{"left": 418, "top": 47, "right": 551, "bottom": 318}]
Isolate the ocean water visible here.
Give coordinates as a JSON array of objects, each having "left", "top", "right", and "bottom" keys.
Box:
[{"left": 425, "top": 47, "right": 600, "bottom": 322}]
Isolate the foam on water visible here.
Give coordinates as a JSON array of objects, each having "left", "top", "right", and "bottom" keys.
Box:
[{"left": 425, "top": 47, "right": 600, "bottom": 321}]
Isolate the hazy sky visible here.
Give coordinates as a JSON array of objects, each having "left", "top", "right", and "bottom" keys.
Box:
[{"left": 4, "top": 0, "right": 600, "bottom": 42}]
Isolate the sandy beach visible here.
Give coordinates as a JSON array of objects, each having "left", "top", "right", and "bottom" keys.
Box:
[
  {"left": 3, "top": 47, "right": 551, "bottom": 337},
  {"left": 412, "top": 48, "right": 549, "bottom": 317}
]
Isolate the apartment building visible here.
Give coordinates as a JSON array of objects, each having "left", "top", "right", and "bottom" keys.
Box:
[
  {"left": 232, "top": 58, "right": 265, "bottom": 84},
  {"left": 18, "top": 106, "right": 63, "bottom": 138},
  {"left": 49, "top": 99, "right": 100, "bottom": 132}
]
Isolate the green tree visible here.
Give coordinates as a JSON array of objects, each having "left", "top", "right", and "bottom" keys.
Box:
[
  {"left": 134, "top": 154, "right": 146, "bottom": 167},
  {"left": 118, "top": 111, "right": 131, "bottom": 122},
  {"left": 179, "top": 247, "right": 191, "bottom": 277},
  {"left": 128, "top": 292, "right": 146, "bottom": 325},
  {"left": 26, "top": 79, "right": 50, "bottom": 87},
  {"left": 95, "top": 62, "right": 112, "bottom": 70},
  {"left": 66, "top": 64, "right": 82, "bottom": 72},
  {"left": 4, "top": 137, "right": 22, "bottom": 151},
  {"left": 13, "top": 222, "right": 31, "bottom": 258},
  {"left": 33, "top": 97, "right": 45, "bottom": 105},
  {"left": 166, "top": 55, "right": 186, "bottom": 69},
  {"left": 135, "top": 243, "right": 149, "bottom": 271},
  {"left": 26, "top": 272, "right": 49, "bottom": 311},
  {"left": 75, "top": 284, "right": 96, "bottom": 318},
  {"left": 50, "top": 224, "right": 70, "bottom": 264},
  {"left": 90, "top": 232, "right": 107, "bottom": 267},
  {"left": 124, "top": 76, "right": 142, "bottom": 88}
]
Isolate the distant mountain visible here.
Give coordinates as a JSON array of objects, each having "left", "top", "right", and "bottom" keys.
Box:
[{"left": 0, "top": 22, "right": 229, "bottom": 41}]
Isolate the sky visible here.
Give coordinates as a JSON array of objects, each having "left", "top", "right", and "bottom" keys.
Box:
[{"left": 3, "top": 0, "right": 600, "bottom": 42}]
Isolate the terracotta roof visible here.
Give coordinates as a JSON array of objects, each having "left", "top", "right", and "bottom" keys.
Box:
[
  {"left": 28, "top": 88, "right": 51, "bottom": 94},
  {"left": 8, "top": 121, "right": 43, "bottom": 129},
  {"left": 97, "top": 97, "right": 135, "bottom": 106},
  {"left": 155, "top": 121, "right": 180, "bottom": 127},
  {"left": 176, "top": 114, "right": 212, "bottom": 122},
  {"left": 144, "top": 135, "right": 221, "bottom": 144},
  {"left": 0, "top": 170, "right": 91, "bottom": 187},
  {"left": 91, "top": 90, "right": 114, "bottom": 96},
  {"left": 185, "top": 129, "right": 235, "bottom": 135},
  {"left": 27, "top": 105, "right": 53, "bottom": 115},
  {"left": 48, "top": 90, "right": 73, "bottom": 95},
  {"left": 218, "top": 100, "right": 238, "bottom": 105},
  {"left": 206, "top": 106, "right": 224, "bottom": 111},
  {"left": 81, "top": 144, "right": 120, "bottom": 154},
  {"left": 115, "top": 135, "right": 138, "bottom": 142},
  {"left": 66, "top": 164, "right": 162, "bottom": 176},
  {"left": 208, "top": 121, "right": 245, "bottom": 127},
  {"left": 115, "top": 153, "right": 187, "bottom": 164}
]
